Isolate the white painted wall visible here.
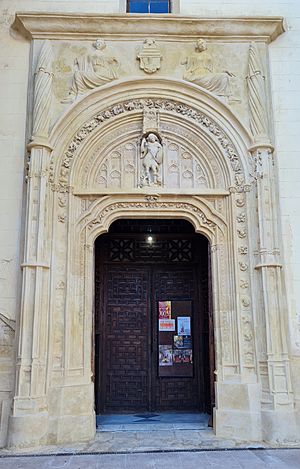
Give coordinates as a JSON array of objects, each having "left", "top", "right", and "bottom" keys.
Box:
[{"left": 0, "top": 0, "right": 299, "bottom": 444}]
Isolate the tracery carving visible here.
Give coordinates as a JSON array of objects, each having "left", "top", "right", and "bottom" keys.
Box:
[
  {"left": 51, "top": 98, "right": 244, "bottom": 192},
  {"left": 62, "top": 39, "right": 119, "bottom": 103},
  {"left": 182, "top": 39, "right": 234, "bottom": 99},
  {"left": 31, "top": 40, "right": 54, "bottom": 140}
]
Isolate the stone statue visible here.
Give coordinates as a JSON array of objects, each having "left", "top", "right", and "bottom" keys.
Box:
[
  {"left": 182, "top": 39, "right": 234, "bottom": 98},
  {"left": 140, "top": 133, "right": 163, "bottom": 186},
  {"left": 62, "top": 39, "right": 119, "bottom": 103}
]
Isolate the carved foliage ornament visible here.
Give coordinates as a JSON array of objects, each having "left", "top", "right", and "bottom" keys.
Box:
[
  {"left": 51, "top": 99, "right": 244, "bottom": 192},
  {"left": 86, "top": 200, "right": 216, "bottom": 232}
]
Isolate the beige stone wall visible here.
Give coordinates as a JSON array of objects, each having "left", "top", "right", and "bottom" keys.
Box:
[{"left": 0, "top": 0, "right": 299, "bottom": 448}]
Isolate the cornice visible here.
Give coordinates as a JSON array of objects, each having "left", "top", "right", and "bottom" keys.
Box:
[{"left": 12, "top": 13, "right": 285, "bottom": 43}]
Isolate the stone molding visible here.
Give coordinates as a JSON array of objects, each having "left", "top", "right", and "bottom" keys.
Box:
[
  {"left": 51, "top": 96, "right": 246, "bottom": 193},
  {"left": 12, "top": 13, "right": 284, "bottom": 43}
]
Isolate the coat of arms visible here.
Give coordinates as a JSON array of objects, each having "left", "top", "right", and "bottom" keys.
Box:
[{"left": 137, "top": 38, "right": 162, "bottom": 74}]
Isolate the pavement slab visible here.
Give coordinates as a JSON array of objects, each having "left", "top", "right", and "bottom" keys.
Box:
[{"left": 0, "top": 450, "right": 300, "bottom": 469}]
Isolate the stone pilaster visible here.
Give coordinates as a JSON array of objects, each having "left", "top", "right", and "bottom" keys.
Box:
[
  {"left": 252, "top": 144, "right": 294, "bottom": 406},
  {"left": 8, "top": 141, "right": 52, "bottom": 447}
]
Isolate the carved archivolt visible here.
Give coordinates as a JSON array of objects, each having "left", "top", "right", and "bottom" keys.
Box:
[
  {"left": 85, "top": 199, "right": 219, "bottom": 235},
  {"left": 50, "top": 98, "right": 246, "bottom": 192}
]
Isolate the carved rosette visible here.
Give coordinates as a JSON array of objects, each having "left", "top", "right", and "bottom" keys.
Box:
[{"left": 234, "top": 193, "right": 255, "bottom": 368}]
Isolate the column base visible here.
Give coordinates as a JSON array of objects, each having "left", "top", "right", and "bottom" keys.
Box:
[
  {"left": 8, "top": 411, "right": 49, "bottom": 448},
  {"left": 214, "top": 382, "right": 262, "bottom": 441},
  {"left": 262, "top": 409, "right": 299, "bottom": 444}
]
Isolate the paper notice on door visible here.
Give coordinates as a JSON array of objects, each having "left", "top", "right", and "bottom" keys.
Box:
[
  {"left": 159, "top": 345, "right": 173, "bottom": 366},
  {"left": 158, "top": 301, "right": 171, "bottom": 319},
  {"left": 159, "top": 319, "right": 175, "bottom": 331},
  {"left": 177, "top": 316, "right": 191, "bottom": 336}
]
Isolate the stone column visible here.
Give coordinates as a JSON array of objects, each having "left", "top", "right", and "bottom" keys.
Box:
[
  {"left": 8, "top": 41, "right": 53, "bottom": 447},
  {"left": 247, "top": 43, "right": 295, "bottom": 441}
]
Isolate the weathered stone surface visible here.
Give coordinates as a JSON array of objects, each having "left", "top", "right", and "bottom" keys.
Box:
[{"left": 0, "top": 0, "right": 299, "bottom": 451}]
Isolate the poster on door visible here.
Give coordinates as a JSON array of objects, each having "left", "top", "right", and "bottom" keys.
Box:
[
  {"left": 158, "top": 301, "right": 171, "bottom": 319},
  {"left": 158, "top": 300, "right": 193, "bottom": 377},
  {"left": 177, "top": 316, "right": 191, "bottom": 336},
  {"left": 159, "top": 345, "right": 173, "bottom": 366},
  {"left": 159, "top": 319, "right": 175, "bottom": 331}
]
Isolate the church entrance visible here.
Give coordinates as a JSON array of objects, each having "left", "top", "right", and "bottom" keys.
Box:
[{"left": 94, "top": 219, "right": 214, "bottom": 415}]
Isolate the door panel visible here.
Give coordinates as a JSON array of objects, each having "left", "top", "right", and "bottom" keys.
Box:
[
  {"left": 100, "top": 265, "right": 150, "bottom": 412},
  {"left": 95, "top": 225, "right": 211, "bottom": 414}
]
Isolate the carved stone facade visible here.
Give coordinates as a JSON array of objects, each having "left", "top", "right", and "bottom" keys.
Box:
[{"left": 0, "top": 7, "right": 300, "bottom": 451}]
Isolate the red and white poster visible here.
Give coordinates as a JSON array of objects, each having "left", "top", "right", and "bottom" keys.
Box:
[{"left": 159, "top": 319, "right": 175, "bottom": 332}]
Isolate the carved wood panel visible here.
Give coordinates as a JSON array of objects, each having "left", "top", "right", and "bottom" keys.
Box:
[
  {"left": 99, "top": 264, "right": 150, "bottom": 412},
  {"left": 95, "top": 222, "right": 212, "bottom": 414}
]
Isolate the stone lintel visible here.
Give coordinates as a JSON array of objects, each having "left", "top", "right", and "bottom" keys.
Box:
[{"left": 12, "top": 13, "right": 285, "bottom": 43}]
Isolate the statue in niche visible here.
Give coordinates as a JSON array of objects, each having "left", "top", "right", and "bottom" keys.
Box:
[
  {"left": 62, "top": 39, "right": 119, "bottom": 103},
  {"left": 140, "top": 133, "right": 163, "bottom": 186},
  {"left": 182, "top": 39, "right": 234, "bottom": 98}
]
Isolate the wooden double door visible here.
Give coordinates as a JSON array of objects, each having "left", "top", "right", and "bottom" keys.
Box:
[{"left": 94, "top": 220, "right": 213, "bottom": 414}]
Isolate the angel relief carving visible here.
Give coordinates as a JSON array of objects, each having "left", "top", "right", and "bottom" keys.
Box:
[
  {"left": 62, "top": 39, "right": 119, "bottom": 103},
  {"left": 140, "top": 133, "right": 164, "bottom": 187},
  {"left": 182, "top": 39, "right": 234, "bottom": 99}
]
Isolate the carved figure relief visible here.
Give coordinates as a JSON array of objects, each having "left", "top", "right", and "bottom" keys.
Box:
[
  {"left": 182, "top": 39, "right": 234, "bottom": 98},
  {"left": 137, "top": 38, "right": 162, "bottom": 74},
  {"left": 62, "top": 39, "right": 119, "bottom": 103},
  {"left": 140, "top": 133, "right": 163, "bottom": 186}
]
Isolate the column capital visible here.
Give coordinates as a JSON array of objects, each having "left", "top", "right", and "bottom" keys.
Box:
[
  {"left": 27, "top": 137, "right": 53, "bottom": 152},
  {"left": 248, "top": 142, "right": 274, "bottom": 154}
]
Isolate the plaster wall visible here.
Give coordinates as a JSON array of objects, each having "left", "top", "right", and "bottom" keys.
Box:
[{"left": 0, "top": 0, "right": 299, "bottom": 448}]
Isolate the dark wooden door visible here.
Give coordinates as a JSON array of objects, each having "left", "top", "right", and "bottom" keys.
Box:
[{"left": 95, "top": 222, "right": 212, "bottom": 414}]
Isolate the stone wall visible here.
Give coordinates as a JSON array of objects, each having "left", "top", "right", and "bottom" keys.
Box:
[{"left": 0, "top": 0, "right": 299, "bottom": 447}]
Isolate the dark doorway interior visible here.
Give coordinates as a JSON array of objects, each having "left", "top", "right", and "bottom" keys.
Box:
[{"left": 94, "top": 219, "right": 214, "bottom": 416}]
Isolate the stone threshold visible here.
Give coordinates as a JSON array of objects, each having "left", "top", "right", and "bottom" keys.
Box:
[{"left": 1, "top": 429, "right": 300, "bottom": 457}]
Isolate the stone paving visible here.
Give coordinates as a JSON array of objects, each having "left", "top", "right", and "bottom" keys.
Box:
[
  {"left": 1, "top": 416, "right": 300, "bottom": 468},
  {"left": 0, "top": 449, "right": 300, "bottom": 468}
]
